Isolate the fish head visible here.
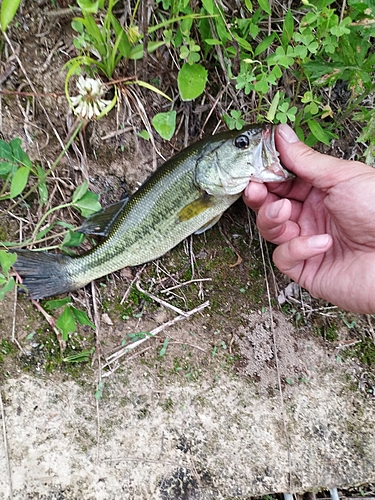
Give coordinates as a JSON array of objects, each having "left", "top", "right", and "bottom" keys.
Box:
[{"left": 195, "top": 124, "right": 295, "bottom": 196}]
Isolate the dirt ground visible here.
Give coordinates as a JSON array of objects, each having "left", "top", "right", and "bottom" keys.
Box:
[{"left": 0, "top": 2, "right": 374, "bottom": 499}]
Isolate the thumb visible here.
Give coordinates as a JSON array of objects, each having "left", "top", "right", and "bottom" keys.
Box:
[{"left": 276, "top": 124, "right": 371, "bottom": 190}]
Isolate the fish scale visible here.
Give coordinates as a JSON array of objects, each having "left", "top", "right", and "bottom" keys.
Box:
[{"left": 12, "top": 124, "right": 293, "bottom": 299}]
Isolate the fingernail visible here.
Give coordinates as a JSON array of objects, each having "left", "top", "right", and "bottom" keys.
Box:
[
  {"left": 309, "top": 234, "right": 330, "bottom": 249},
  {"left": 266, "top": 199, "right": 285, "bottom": 219},
  {"left": 278, "top": 124, "right": 299, "bottom": 144}
]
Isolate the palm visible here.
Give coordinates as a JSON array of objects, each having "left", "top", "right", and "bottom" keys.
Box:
[{"left": 267, "top": 172, "right": 375, "bottom": 311}]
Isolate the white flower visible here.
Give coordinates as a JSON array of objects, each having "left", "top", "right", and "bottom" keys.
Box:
[{"left": 70, "top": 76, "right": 112, "bottom": 119}]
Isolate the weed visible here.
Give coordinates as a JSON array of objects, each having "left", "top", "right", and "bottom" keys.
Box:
[
  {"left": 159, "top": 337, "right": 169, "bottom": 357},
  {"left": 123, "top": 331, "right": 152, "bottom": 345},
  {"left": 44, "top": 297, "right": 95, "bottom": 342},
  {"left": 0, "top": 0, "right": 21, "bottom": 32}
]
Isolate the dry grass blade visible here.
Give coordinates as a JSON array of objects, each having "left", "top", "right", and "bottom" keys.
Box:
[
  {"left": 102, "top": 300, "right": 210, "bottom": 376},
  {"left": 136, "top": 279, "right": 189, "bottom": 317},
  {"left": 259, "top": 234, "right": 293, "bottom": 490},
  {"left": 90, "top": 282, "right": 102, "bottom": 465},
  {"left": 0, "top": 390, "right": 13, "bottom": 499},
  {"left": 159, "top": 278, "right": 212, "bottom": 294}
]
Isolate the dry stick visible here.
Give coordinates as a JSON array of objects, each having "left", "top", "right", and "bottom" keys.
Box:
[
  {"left": 258, "top": 234, "right": 293, "bottom": 491},
  {"left": 201, "top": 84, "right": 229, "bottom": 136},
  {"left": 11, "top": 220, "right": 22, "bottom": 343},
  {"left": 91, "top": 282, "right": 102, "bottom": 465},
  {"left": 160, "top": 278, "right": 212, "bottom": 294},
  {"left": 0, "top": 391, "right": 13, "bottom": 500},
  {"left": 136, "top": 280, "right": 189, "bottom": 317},
  {"left": 120, "top": 265, "right": 146, "bottom": 305},
  {"left": 102, "top": 301, "right": 210, "bottom": 376}
]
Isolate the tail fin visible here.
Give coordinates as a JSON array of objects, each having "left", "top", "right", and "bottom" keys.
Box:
[{"left": 12, "top": 249, "right": 75, "bottom": 300}]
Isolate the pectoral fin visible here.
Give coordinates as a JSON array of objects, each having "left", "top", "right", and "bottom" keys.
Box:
[
  {"left": 177, "top": 194, "right": 214, "bottom": 223},
  {"left": 79, "top": 198, "right": 129, "bottom": 236},
  {"left": 194, "top": 213, "right": 223, "bottom": 234}
]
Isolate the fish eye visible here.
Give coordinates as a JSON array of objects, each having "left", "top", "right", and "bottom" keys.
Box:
[{"left": 234, "top": 135, "right": 249, "bottom": 149}]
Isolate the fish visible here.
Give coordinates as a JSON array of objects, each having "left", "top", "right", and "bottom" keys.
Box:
[{"left": 12, "top": 124, "right": 293, "bottom": 300}]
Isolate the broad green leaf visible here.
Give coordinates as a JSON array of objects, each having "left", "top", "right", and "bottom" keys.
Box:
[
  {"left": 72, "top": 16, "right": 103, "bottom": 47},
  {"left": 0, "top": 140, "right": 12, "bottom": 160},
  {"left": 0, "top": 250, "right": 17, "bottom": 275},
  {"left": 254, "top": 34, "right": 275, "bottom": 56},
  {"left": 244, "top": 0, "right": 253, "bottom": 12},
  {"left": 71, "top": 306, "right": 95, "bottom": 329},
  {"left": 10, "top": 166, "right": 30, "bottom": 198},
  {"left": 249, "top": 22, "right": 259, "bottom": 39},
  {"left": 1, "top": 0, "right": 21, "bottom": 32},
  {"left": 232, "top": 34, "right": 253, "bottom": 52},
  {"left": 307, "top": 120, "right": 334, "bottom": 146},
  {"left": 95, "top": 381, "right": 104, "bottom": 400},
  {"left": 62, "top": 230, "right": 85, "bottom": 247},
  {"left": 138, "top": 130, "right": 150, "bottom": 141},
  {"left": 56, "top": 306, "right": 76, "bottom": 340},
  {"left": 45, "top": 297, "right": 71, "bottom": 311},
  {"left": 254, "top": 76, "right": 269, "bottom": 94},
  {"left": 73, "top": 190, "right": 102, "bottom": 217},
  {"left": 35, "top": 223, "right": 55, "bottom": 241},
  {"left": 152, "top": 111, "right": 176, "bottom": 141},
  {"left": 282, "top": 10, "right": 294, "bottom": 48},
  {"left": 63, "top": 349, "right": 94, "bottom": 363},
  {"left": 267, "top": 91, "right": 280, "bottom": 122},
  {"left": 0, "top": 162, "right": 14, "bottom": 176},
  {"left": 111, "top": 16, "right": 130, "bottom": 58},
  {"left": 36, "top": 165, "right": 48, "bottom": 206},
  {"left": 159, "top": 337, "right": 169, "bottom": 357},
  {"left": 72, "top": 180, "right": 89, "bottom": 204},
  {"left": 178, "top": 63, "right": 208, "bottom": 101},
  {"left": 129, "top": 41, "right": 165, "bottom": 60},
  {"left": 0, "top": 277, "right": 15, "bottom": 300},
  {"left": 201, "top": 0, "right": 215, "bottom": 15},
  {"left": 258, "top": 0, "right": 271, "bottom": 15},
  {"left": 204, "top": 38, "right": 222, "bottom": 46},
  {"left": 77, "top": 0, "right": 100, "bottom": 13},
  {"left": 10, "top": 139, "right": 32, "bottom": 167}
]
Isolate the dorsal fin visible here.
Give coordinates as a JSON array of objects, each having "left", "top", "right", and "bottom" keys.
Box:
[{"left": 78, "top": 198, "right": 129, "bottom": 237}]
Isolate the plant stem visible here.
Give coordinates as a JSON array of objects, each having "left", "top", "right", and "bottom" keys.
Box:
[
  {"left": 31, "top": 203, "right": 72, "bottom": 242},
  {"left": 9, "top": 120, "right": 84, "bottom": 210}
]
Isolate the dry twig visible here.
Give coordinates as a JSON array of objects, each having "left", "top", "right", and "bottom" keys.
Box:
[
  {"left": 102, "top": 300, "right": 209, "bottom": 376},
  {"left": 0, "top": 390, "right": 13, "bottom": 499}
]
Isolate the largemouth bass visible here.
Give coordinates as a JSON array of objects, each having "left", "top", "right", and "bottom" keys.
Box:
[{"left": 13, "top": 124, "right": 293, "bottom": 299}]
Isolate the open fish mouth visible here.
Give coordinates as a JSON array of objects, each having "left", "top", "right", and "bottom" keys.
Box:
[{"left": 258, "top": 124, "right": 295, "bottom": 181}]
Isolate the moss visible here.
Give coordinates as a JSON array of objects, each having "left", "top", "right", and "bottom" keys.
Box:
[
  {"left": 315, "top": 323, "right": 339, "bottom": 342},
  {"left": 163, "top": 397, "right": 174, "bottom": 412},
  {"left": 347, "top": 337, "right": 375, "bottom": 366},
  {"left": 0, "top": 225, "right": 7, "bottom": 241},
  {"left": 0, "top": 339, "right": 16, "bottom": 363}
]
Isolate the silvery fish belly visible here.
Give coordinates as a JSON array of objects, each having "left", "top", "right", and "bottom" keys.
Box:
[{"left": 13, "top": 124, "right": 293, "bottom": 299}]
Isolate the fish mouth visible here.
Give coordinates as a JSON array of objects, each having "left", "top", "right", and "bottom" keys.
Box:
[{"left": 259, "top": 125, "right": 295, "bottom": 181}]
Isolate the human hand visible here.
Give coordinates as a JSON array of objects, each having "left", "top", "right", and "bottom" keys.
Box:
[{"left": 243, "top": 123, "right": 375, "bottom": 313}]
